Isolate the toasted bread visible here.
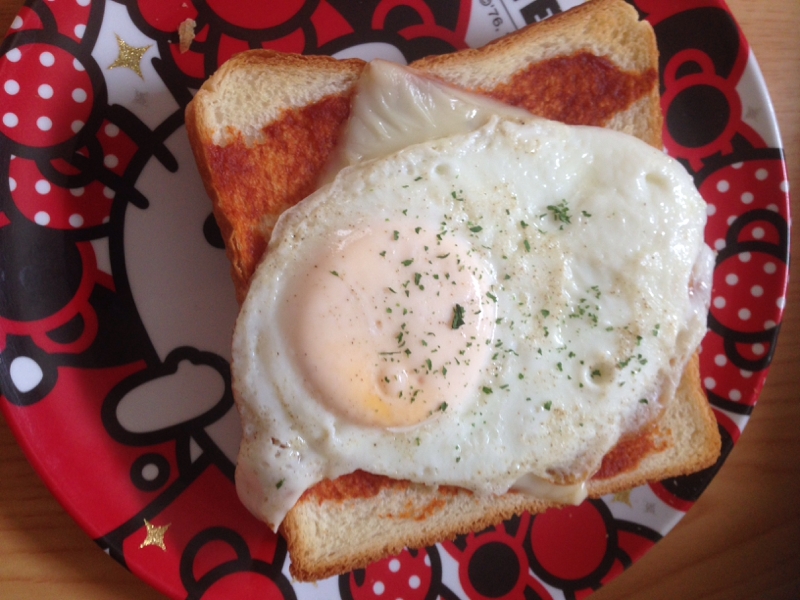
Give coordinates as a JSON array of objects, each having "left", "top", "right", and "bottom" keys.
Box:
[{"left": 186, "top": 0, "right": 721, "bottom": 582}]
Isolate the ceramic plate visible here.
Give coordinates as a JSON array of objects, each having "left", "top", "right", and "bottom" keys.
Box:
[{"left": 0, "top": 0, "right": 790, "bottom": 598}]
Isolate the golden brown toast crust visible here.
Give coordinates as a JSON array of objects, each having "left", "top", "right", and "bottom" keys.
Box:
[{"left": 185, "top": 0, "right": 719, "bottom": 583}]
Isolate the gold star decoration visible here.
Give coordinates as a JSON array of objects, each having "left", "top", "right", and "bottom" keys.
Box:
[
  {"left": 139, "top": 518, "right": 170, "bottom": 551},
  {"left": 612, "top": 489, "right": 632, "bottom": 507},
  {"left": 108, "top": 34, "right": 152, "bottom": 79}
]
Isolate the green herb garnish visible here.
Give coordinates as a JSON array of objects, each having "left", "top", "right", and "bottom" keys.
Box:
[
  {"left": 451, "top": 304, "right": 466, "bottom": 329},
  {"left": 546, "top": 199, "right": 572, "bottom": 224}
]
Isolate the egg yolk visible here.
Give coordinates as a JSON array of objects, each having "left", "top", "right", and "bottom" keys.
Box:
[{"left": 282, "top": 219, "right": 497, "bottom": 428}]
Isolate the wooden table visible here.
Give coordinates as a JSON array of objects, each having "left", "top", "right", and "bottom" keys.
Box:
[{"left": 1, "top": 1, "right": 798, "bottom": 598}]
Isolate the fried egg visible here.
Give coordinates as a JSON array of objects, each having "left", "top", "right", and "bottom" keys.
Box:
[{"left": 232, "top": 62, "right": 713, "bottom": 531}]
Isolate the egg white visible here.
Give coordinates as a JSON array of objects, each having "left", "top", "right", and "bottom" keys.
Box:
[{"left": 232, "top": 105, "right": 711, "bottom": 530}]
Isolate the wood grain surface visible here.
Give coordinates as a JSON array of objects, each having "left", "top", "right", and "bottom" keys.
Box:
[{"left": 1, "top": 1, "right": 798, "bottom": 598}]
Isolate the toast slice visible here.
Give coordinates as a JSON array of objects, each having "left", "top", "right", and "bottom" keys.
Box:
[{"left": 186, "top": 0, "right": 721, "bottom": 582}]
